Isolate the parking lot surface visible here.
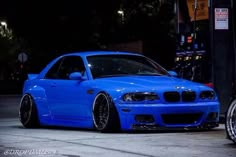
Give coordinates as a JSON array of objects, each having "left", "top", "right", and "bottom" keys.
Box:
[{"left": 0, "top": 95, "right": 235, "bottom": 157}]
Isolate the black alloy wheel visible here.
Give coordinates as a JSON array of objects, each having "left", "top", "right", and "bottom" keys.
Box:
[
  {"left": 19, "top": 94, "right": 39, "bottom": 128},
  {"left": 225, "top": 99, "right": 236, "bottom": 143},
  {"left": 92, "top": 92, "right": 120, "bottom": 132}
]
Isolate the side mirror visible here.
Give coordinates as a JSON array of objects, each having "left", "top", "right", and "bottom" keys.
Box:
[
  {"left": 69, "top": 72, "right": 83, "bottom": 80},
  {"left": 168, "top": 71, "right": 178, "bottom": 77}
]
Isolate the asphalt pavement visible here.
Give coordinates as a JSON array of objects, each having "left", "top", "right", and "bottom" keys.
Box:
[{"left": 0, "top": 95, "right": 235, "bottom": 157}]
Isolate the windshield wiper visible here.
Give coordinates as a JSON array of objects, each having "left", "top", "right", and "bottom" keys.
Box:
[
  {"left": 95, "top": 73, "right": 164, "bottom": 78},
  {"left": 95, "top": 74, "right": 132, "bottom": 78}
]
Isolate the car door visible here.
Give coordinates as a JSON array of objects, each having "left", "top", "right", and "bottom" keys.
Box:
[{"left": 44, "top": 56, "right": 88, "bottom": 121}]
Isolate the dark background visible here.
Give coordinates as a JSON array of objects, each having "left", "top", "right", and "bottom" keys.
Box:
[{"left": 0, "top": 0, "right": 176, "bottom": 94}]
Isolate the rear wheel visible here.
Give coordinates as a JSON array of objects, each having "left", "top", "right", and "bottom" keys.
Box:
[
  {"left": 19, "top": 94, "right": 39, "bottom": 128},
  {"left": 92, "top": 92, "right": 120, "bottom": 132},
  {"left": 225, "top": 99, "right": 236, "bottom": 143}
]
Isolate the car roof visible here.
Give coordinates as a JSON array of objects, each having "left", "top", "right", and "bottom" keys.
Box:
[{"left": 61, "top": 51, "right": 143, "bottom": 58}]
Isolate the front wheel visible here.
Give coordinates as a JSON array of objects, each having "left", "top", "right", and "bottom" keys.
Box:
[
  {"left": 92, "top": 92, "right": 120, "bottom": 132},
  {"left": 19, "top": 94, "right": 39, "bottom": 128},
  {"left": 225, "top": 99, "right": 236, "bottom": 143}
]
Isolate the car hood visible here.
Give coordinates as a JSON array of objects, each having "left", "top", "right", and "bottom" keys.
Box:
[{"left": 93, "top": 75, "right": 210, "bottom": 93}]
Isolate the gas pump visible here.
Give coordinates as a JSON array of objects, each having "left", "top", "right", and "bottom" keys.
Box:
[
  {"left": 191, "top": 50, "right": 206, "bottom": 82},
  {"left": 173, "top": 51, "right": 185, "bottom": 78},
  {"left": 174, "top": 33, "right": 208, "bottom": 83},
  {"left": 179, "top": 51, "right": 192, "bottom": 80}
]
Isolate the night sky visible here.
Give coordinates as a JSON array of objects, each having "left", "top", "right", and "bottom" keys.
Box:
[
  {"left": 2, "top": 0, "right": 175, "bottom": 50},
  {"left": 2, "top": 1, "right": 119, "bottom": 51}
]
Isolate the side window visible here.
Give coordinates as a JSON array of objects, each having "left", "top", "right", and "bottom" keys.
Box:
[
  {"left": 45, "top": 58, "right": 63, "bottom": 79},
  {"left": 57, "top": 56, "right": 85, "bottom": 80}
]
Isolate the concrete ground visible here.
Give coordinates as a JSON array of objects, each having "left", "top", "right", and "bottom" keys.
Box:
[{"left": 0, "top": 95, "right": 235, "bottom": 157}]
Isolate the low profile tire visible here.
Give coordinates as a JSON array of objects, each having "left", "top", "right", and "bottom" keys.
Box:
[
  {"left": 225, "top": 99, "right": 236, "bottom": 143},
  {"left": 92, "top": 92, "right": 120, "bottom": 132},
  {"left": 19, "top": 94, "right": 39, "bottom": 128}
]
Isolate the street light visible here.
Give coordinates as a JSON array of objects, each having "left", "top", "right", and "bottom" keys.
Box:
[
  {"left": 117, "top": 9, "right": 125, "bottom": 23},
  {"left": 117, "top": 10, "right": 124, "bottom": 16},
  {"left": 0, "top": 21, "right": 7, "bottom": 28}
]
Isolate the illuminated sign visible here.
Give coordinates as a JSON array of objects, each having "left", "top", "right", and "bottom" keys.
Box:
[
  {"left": 214, "top": 8, "right": 228, "bottom": 30},
  {"left": 187, "top": 0, "right": 208, "bottom": 21}
]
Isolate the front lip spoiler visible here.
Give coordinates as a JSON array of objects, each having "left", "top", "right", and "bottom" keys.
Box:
[{"left": 131, "top": 122, "right": 219, "bottom": 131}]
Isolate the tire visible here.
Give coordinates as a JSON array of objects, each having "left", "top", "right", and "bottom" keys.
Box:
[
  {"left": 225, "top": 99, "right": 236, "bottom": 143},
  {"left": 92, "top": 92, "right": 120, "bottom": 132},
  {"left": 19, "top": 94, "right": 39, "bottom": 128}
]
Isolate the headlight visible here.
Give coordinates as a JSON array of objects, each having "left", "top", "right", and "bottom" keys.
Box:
[
  {"left": 123, "top": 92, "right": 159, "bottom": 102},
  {"left": 200, "top": 91, "right": 215, "bottom": 100}
]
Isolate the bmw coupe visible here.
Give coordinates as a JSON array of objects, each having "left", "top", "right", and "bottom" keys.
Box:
[{"left": 19, "top": 51, "right": 220, "bottom": 132}]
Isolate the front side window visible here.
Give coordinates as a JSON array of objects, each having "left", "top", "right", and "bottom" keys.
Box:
[
  {"left": 45, "top": 58, "right": 63, "bottom": 79},
  {"left": 87, "top": 55, "right": 169, "bottom": 79},
  {"left": 45, "top": 56, "right": 85, "bottom": 80}
]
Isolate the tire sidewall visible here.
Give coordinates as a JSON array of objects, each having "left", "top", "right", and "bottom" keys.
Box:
[
  {"left": 92, "top": 92, "right": 119, "bottom": 132},
  {"left": 225, "top": 98, "right": 236, "bottom": 143},
  {"left": 92, "top": 92, "right": 110, "bottom": 131},
  {"left": 19, "top": 94, "right": 39, "bottom": 128}
]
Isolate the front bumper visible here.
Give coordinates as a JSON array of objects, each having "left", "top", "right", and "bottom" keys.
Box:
[{"left": 117, "top": 102, "right": 220, "bottom": 131}]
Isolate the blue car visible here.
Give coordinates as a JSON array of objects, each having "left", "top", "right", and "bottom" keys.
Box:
[{"left": 19, "top": 51, "right": 220, "bottom": 132}]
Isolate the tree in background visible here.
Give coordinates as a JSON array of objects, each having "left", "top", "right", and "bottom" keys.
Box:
[{"left": 0, "top": 19, "right": 29, "bottom": 80}]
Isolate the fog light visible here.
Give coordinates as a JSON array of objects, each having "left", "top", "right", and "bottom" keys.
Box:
[
  {"left": 135, "top": 115, "right": 154, "bottom": 123},
  {"left": 207, "top": 112, "right": 218, "bottom": 121}
]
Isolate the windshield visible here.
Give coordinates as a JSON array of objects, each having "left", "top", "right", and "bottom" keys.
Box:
[{"left": 87, "top": 54, "right": 169, "bottom": 79}]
